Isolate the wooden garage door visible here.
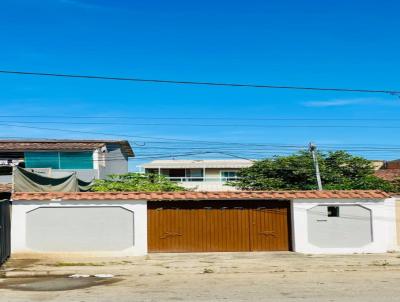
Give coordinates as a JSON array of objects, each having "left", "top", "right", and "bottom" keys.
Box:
[{"left": 148, "top": 200, "right": 291, "bottom": 252}]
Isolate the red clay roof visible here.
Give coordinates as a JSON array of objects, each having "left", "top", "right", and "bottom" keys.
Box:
[
  {"left": 0, "top": 140, "right": 134, "bottom": 157},
  {"left": 11, "top": 190, "right": 389, "bottom": 201},
  {"left": 386, "top": 160, "right": 400, "bottom": 169},
  {"left": 375, "top": 169, "right": 400, "bottom": 181},
  {"left": 0, "top": 183, "right": 11, "bottom": 192}
]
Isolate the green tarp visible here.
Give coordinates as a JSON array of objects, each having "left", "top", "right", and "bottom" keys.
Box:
[{"left": 13, "top": 167, "right": 93, "bottom": 192}]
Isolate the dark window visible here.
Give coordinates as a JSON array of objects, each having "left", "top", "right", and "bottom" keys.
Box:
[
  {"left": 0, "top": 166, "right": 12, "bottom": 175},
  {"left": 221, "top": 171, "right": 238, "bottom": 181},
  {"left": 327, "top": 206, "right": 339, "bottom": 217}
]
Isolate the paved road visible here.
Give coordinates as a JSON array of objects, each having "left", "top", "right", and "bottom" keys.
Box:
[{"left": 1, "top": 252, "right": 400, "bottom": 301}]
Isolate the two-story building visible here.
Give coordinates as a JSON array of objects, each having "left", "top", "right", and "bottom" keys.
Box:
[
  {"left": 0, "top": 140, "right": 134, "bottom": 184},
  {"left": 141, "top": 159, "right": 254, "bottom": 191}
]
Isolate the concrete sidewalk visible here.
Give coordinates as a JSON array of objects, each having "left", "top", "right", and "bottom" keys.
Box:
[{"left": 1, "top": 252, "right": 400, "bottom": 301}]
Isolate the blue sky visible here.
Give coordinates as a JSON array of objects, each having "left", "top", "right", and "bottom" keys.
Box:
[{"left": 1, "top": 0, "right": 400, "bottom": 169}]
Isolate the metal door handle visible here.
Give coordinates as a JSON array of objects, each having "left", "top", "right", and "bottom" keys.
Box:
[
  {"left": 160, "top": 232, "right": 182, "bottom": 239},
  {"left": 259, "top": 231, "right": 276, "bottom": 237}
]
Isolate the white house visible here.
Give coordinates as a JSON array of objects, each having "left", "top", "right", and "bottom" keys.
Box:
[
  {"left": 10, "top": 190, "right": 397, "bottom": 256},
  {"left": 140, "top": 159, "right": 254, "bottom": 191},
  {"left": 0, "top": 140, "right": 134, "bottom": 183}
]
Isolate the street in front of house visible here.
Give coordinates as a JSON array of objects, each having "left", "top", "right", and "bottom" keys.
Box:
[{"left": 1, "top": 252, "right": 400, "bottom": 302}]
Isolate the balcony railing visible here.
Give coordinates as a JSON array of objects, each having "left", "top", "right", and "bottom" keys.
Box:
[{"left": 167, "top": 176, "right": 240, "bottom": 182}]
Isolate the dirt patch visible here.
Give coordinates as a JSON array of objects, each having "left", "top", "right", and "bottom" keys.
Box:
[
  {"left": 2, "top": 253, "right": 400, "bottom": 301},
  {"left": 0, "top": 276, "right": 122, "bottom": 291},
  {"left": 1, "top": 259, "right": 40, "bottom": 270},
  {"left": 50, "top": 262, "right": 106, "bottom": 267}
]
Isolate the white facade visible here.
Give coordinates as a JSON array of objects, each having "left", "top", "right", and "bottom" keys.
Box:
[
  {"left": 291, "top": 198, "right": 397, "bottom": 254},
  {"left": 95, "top": 146, "right": 129, "bottom": 179},
  {"left": 178, "top": 180, "right": 238, "bottom": 191},
  {"left": 11, "top": 200, "right": 148, "bottom": 256},
  {"left": 141, "top": 159, "right": 254, "bottom": 191},
  {"left": 10, "top": 196, "right": 398, "bottom": 256},
  {"left": 392, "top": 195, "right": 400, "bottom": 249}
]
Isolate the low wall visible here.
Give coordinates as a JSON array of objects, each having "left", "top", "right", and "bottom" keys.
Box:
[
  {"left": 395, "top": 196, "right": 400, "bottom": 246},
  {"left": 291, "top": 198, "right": 397, "bottom": 254},
  {"left": 11, "top": 200, "right": 148, "bottom": 256}
]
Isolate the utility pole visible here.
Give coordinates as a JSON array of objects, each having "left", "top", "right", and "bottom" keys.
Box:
[{"left": 309, "top": 143, "right": 323, "bottom": 191}]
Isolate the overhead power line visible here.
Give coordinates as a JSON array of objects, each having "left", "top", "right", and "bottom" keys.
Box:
[
  {"left": 0, "top": 122, "right": 243, "bottom": 145},
  {"left": 3, "top": 120, "right": 400, "bottom": 129},
  {"left": 1, "top": 115, "right": 400, "bottom": 121},
  {"left": 3, "top": 135, "right": 400, "bottom": 150},
  {"left": 3, "top": 124, "right": 400, "bottom": 154},
  {"left": 0, "top": 69, "right": 399, "bottom": 96}
]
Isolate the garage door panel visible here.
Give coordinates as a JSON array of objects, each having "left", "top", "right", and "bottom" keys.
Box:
[
  {"left": 207, "top": 208, "right": 250, "bottom": 252},
  {"left": 249, "top": 207, "right": 289, "bottom": 251},
  {"left": 26, "top": 207, "right": 134, "bottom": 252},
  {"left": 148, "top": 201, "right": 290, "bottom": 252},
  {"left": 149, "top": 208, "right": 250, "bottom": 252}
]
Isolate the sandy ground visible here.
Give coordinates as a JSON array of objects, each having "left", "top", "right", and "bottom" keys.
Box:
[{"left": 1, "top": 252, "right": 400, "bottom": 301}]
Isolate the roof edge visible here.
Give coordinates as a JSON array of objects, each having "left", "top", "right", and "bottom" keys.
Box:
[
  {"left": 0, "top": 139, "right": 134, "bottom": 157},
  {"left": 11, "top": 190, "right": 390, "bottom": 201}
]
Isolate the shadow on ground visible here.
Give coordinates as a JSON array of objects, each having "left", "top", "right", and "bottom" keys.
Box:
[{"left": 0, "top": 276, "right": 122, "bottom": 291}]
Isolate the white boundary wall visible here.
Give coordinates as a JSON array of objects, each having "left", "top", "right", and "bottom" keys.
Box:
[
  {"left": 392, "top": 195, "right": 400, "bottom": 249},
  {"left": 11, "top": 200, "right": 148, "bottom": 256},
  {"left": 10, "top": 197, "right": 397, "bottom": 256},
  {"left": 291, "top": 198, "right": 397, "bottom": 254}
]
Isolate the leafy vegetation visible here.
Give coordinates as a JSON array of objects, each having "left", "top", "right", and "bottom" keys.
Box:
[
  {"left": 230, "top": 151, "right": 399, "bottom": 192},
  {"left": 91, "top": 173, "right": 185, "bottom": 192}
]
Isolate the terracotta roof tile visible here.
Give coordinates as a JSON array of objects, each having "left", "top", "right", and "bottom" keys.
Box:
[
  {"left": 375, "top": 169, "right": 400, "bottom": 181},
  {"left": 11, "top": 190, "right": 389, "bottom": 201},
  {"left": 0, "top": 183, "right": 12, "bottom": 192},
  {"left": 0, "top": 140, "right": 134, "bottom": 157}
]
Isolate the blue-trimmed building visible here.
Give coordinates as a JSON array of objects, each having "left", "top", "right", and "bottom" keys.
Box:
[{"left": 0, "top": 140, "right": 134, "bottom": 183}]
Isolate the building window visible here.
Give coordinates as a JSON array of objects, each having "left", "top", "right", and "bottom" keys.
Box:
[
  {"left": 221, "top": 171, "right": 238, "bottom": 181},
  {"left": 0, "top": 166, "right": 12, "bottom": 176},
  {"left": 59, "top": 152, "right": 93, "bottom": 169},
  {"left": 24, "top": 152, "right": 60, "bottom": 169},
  {"left": 24, "top": 152, "right": 93, "bottom": 169},
  {"left": 327, "top": 206, "right": 339, "bottom": 217},
  {"left": 187, "top": 169, "right": 203, "bottom": 181}
]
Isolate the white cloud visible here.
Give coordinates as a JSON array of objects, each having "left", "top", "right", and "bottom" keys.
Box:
[{"left": 302, "top": 97, "right": 397, "bottom": 107}]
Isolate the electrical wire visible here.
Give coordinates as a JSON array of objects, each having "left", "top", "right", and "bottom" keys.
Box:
[
  {"left": 0, "top": 69, "right": 399, "bottom": 96},
  {"left": 4, "top": 123, "right": 400, "bottom": 149},
  {"left": 2, "top": 115, "right": 400, "bottom": 121},
  {"left": 3, "top": 120, "right": 400, "bottom": 129}
]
